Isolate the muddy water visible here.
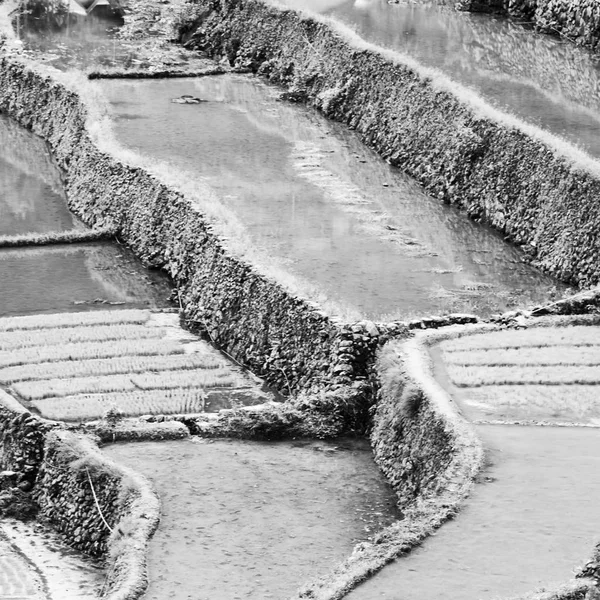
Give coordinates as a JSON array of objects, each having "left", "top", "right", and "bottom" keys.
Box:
[
  {"left": 98, "top": 76, "right": 563, "bottom": 320},
  {"left": 282, "top": 0, "right": 600, "bottom": 158},
  {"left": 348, "top": 424, "right": 600, "bottom": 600},
  {"left": 0, "top": 244, "right": 173, "bottom": 317},
  {"left": 0, "top": 114, "right": 79, "bottom": 235},
  {"left": 104, "top": 437, "right": 401, "bottom": 600}
]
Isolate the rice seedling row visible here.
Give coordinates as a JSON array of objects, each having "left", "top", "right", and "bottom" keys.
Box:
[
  {"left": 443, "top": 346, "right": 600, "bottom": 367},
  {"left": 31, "top": 389, "right": 210, "bottom": 422},
  {"left": 0, "top": 338, "right": 185, "bottom": 368},
  {"left": 0, "top": 353, "right": 227, "bottom": 384},
  {"left": 13, "top": 367, "right": 244, "bottom": 401},
  {"left": 0, "top": 309, "right": 150, "bottom": 333},
  {"left": 440, "top": 327, "right": 600, "bottom": 353},
  {"left": 447, "top": 364, "right": 600, "bottom": 387},
  {"left": 463, "top": 385, "right": 600, "bottom": 421},
  {"left": 0, "top": 323, "right": 166, "bottom": 351}
]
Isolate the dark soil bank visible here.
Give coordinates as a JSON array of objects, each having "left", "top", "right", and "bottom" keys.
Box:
[{"left": 104, "top": 437, "right": 401, "bottom": 600}]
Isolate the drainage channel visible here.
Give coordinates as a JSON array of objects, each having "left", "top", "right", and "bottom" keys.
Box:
[{"left": 284, "top": 0, "right": 600, "bottom": 160}]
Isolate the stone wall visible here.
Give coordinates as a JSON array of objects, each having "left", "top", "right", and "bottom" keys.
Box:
[
  {"left": 179, "top": 0, "right": 600, "bottom": 290},
  {"left": 0, "top": 391, "right": 56, "bottom": 486}
]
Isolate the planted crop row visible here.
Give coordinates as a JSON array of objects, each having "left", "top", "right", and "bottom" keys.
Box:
[
  {"left": 0, "top": 353, "right": 226, "bottom": 384},
  {"left": 13, "top": 368, "right": 243, "bottom": 401},
  {"left": 464, "top": 385, "right": 600, "bottom": 420},
  {"left": 444, "top": 345, "right": 600, "bottom": 367},
  {"left": 0, "top": 323, "right": 166, "bottom": 351},
  {"left": 440, "top": 327, "right": 600, "bottom": 353},
  {"left": 447, "top": 364, "right": 600, "bottom": 387},
  {"left": 0, "top": 309, "right": 150, "bottom": 333},
  {"left": 32, "top": 389, "right": 211, "bottom": 422},
  {"left": 0, "top": 338, "right": 185, "bottom": 368}
]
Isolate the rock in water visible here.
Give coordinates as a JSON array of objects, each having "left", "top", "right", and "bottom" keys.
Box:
[{"left": 171, "top": 95, "right": 205, "bottom": 104}]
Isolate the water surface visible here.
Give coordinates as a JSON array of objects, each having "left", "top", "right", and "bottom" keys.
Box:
[
  {"left": 0, "top": 114, "right": 78, "bottom": 235},
  {"left": 348, "top": 425, "right": 600, "bottom": 600},
  {"left": 98, "top": 75, "right": 563, "bottom": 319}
]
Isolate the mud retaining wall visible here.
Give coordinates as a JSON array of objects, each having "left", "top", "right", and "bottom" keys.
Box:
[
  {"left": 456, "top": 0, "right": 600, "bottom": 52},
  {"left": 181, "top": 0, "right": 600, "bottom": 289}
]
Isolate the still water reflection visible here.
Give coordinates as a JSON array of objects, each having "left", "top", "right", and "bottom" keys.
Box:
[{"left": 98, "top": 75, "right": 564, "bottom": 319}]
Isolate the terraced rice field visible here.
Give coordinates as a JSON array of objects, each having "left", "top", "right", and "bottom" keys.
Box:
[
  {"left": 0, "top": 309, "right": 272, "bottom": 421},
  {"left": 435, "top": 325, "right": 600, "bottom": 424}
]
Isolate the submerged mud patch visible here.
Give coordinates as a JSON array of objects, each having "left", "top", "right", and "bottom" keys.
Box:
[{"left": 103, "top": 437, "right": 401, "bottom": 600}]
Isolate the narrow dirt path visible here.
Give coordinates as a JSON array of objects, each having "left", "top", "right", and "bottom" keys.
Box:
[{"left": 349, "top": 326, "right": 600, "bottom": 600}]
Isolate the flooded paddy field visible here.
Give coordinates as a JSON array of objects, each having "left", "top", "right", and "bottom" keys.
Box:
[
  {"left": 98, "top": 75, "right": 563, "bottom": 319},
  {"left": 0, "top": 243, "right": 173, "bottom": 317},
  {"left": 0, "top": 114, "right": 78, "bottom": 235},
  {"left": 286, "top": 0, "right": 600, "bottom": 158},
  {"left": 348, "top": 424, "right": 600, "bottom": 600},
  {"left": 104, "top": 437, "right": 401, "bottom": 600}
]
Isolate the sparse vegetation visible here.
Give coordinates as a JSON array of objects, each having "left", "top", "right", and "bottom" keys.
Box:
[
  {"left": 464, "top": 385, "right": 600, "bottom": 419},
  {"left": 13, "top": 368, "right": 242, "bottom": 401},
  {"left": 440, "top": 327, "right": 600, "bottom": 352},
  {"left": 448, "top": 364, "right": 600, "bottom": 387},
  {"left": 445, "top": 346, "right": 600, "bottom": 366},
  {"left": 0, "top": 353, "right": 225, "bottom": 385},
  {"left": 0, "top": 323, "right": 164, "bottom": 352},
  {"left": 0, "top": 309, "right": 150, "bottom": 333},
  {"left": 32, "top": 389, "right": 210, "bottom": 421},
  {"left": 0, "top": 338, "right": 185, "bottom": 368}
]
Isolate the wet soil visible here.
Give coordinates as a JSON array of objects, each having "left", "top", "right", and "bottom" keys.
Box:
[
  {"left": 97, "top": 75, "right": 563, "bottom": 319},
  {"left": 104, "top": 437, "right": 401, "bottom": 600},
  {"left": 285, "top": 0, "right": 600, "bottom": 159},
  {"left": 347, "top": 424, "right": 600, "bottom": 600},
  {"left": 0, "top": 243, "right": 173, "bottom": 317}
]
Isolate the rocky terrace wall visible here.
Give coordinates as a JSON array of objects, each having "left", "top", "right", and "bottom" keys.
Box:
[{"left": 181, "top": 0, "right": 600, "bottom": 289}]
